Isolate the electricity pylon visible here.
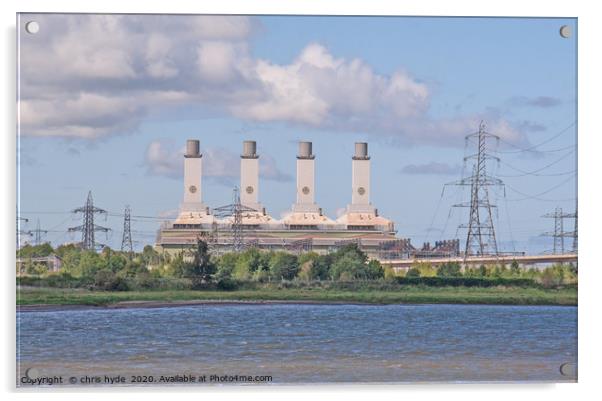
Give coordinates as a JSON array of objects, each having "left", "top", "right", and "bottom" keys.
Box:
[
  {"left": 29, "top": 218, "right": 48, "bottom": 246},
  {"left": 121, "top": 205, "right": 133, "bottom": 257},
  {"left": 213, "top": 187, "right": 257, "bottom": 252},
  {"left": 447, "top": 122, "right": 504, "bottom": 257},
  {"left": 542, "top": 207, "right": 576, "bottom": 254},
  {"left": 68, "top": 191, "right": 109, "bottom": 250}
]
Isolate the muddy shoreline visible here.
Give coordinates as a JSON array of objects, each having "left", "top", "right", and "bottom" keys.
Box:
[{"left": 17, "top": 299, "right": 381, "bottom": 312}]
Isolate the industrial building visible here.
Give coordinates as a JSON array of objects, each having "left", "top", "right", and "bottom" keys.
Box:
[{"left": 155, "top": 139, "right": 400, "bottom": 257}]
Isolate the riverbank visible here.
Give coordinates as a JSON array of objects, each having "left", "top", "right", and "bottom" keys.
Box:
[{"left": 17, "top": 285, "right": 577, "bottom": 309}]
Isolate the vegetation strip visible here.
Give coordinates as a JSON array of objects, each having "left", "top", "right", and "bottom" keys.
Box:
[
  {"left": 18, "top": 286, "right": 577, "bottom": 308},
  {"left": 17, "top": 241, "right": 577, "bottom": 308}
]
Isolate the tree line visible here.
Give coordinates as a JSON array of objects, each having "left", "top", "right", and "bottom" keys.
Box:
[{"left": 16, "top": 240, "right": 577, "bottom": 291}]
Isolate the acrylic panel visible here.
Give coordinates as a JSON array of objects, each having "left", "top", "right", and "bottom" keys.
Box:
[{"left": 16, "top": 13, "right": 578, "bottom": 386}]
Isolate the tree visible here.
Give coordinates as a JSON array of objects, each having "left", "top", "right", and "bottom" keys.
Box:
[
  {"left": 101, "top": 248, "right": 128, "bottom": 273},
  {"left": 366, "top": 259, "right": 384, "bottom": 279},
  {"left": 119, "top": 258, "right": 147, "bottom": 278},
  {"left": 312, "top": 254, "right": 333, "bottom": 280},
  {"left": 383, "top": 266, "right": 397, "bottom": 281},
  {"left": 168, "top": 254, "right": 192, "bottom": 278},
  {"left": 297, "top": 252, "right": 330, "bottom": 281},
  {"left": 333, "top": 244, "right": 368, "bottom": 265},
  {"left": 215, "top": 253, "right": 239, "bottom": 280},
  {"left": 17, "top": 243, "right": 54, "bottom": 258},
  {"left": 189, "top": 239, "right": 216, "bottom": 282},
  {"left": 510, "top": 260, "right": 521, "bottom": 276},
  {"left": 405, "top": 267, "right": 421, "bottom": 278},
  {"left": 142, "top": 245, "right": 160, "bottom": 267},
  {"left": 55, "top": 243, "right": 79, "bottom": 259},
  {"left": 437, "top": 262, "right": 462, "bottom": 277},
  {"left": 330, "top": 253, "right": 367, "bottom": 280},
  {"left": 26, "top": 262, "right": 48, "bottom": 276},
  {"left": 77, "top": 250, "right": 107, "bottom": 278},
  {"left": 413, "top": 262, "right": 436, "bottom": 277},
  {"left": 269, "top": 252, "right": 299, "bottom": 280}
]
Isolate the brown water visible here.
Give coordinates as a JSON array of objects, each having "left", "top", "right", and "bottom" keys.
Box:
[{"left": 17, "top": 304, "right": 577, "bottom": 385}]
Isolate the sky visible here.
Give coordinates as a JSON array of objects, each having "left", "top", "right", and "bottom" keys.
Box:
[{"left": 16, "top": 14, "right": 577, "bottom": 253}]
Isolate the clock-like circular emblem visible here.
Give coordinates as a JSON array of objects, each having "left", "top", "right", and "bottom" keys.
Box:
[
  {"left": 357, "top": 187, "right": 366, "bottom": 195},
  {"left": 302, "top": 186, "right": 310, "bottom": 195},
  {"left": 189, "top": 185, "right": 197, "bottom": 194},
  {"left": 246, "top": 185, "right": 254, "bottom": 194}
]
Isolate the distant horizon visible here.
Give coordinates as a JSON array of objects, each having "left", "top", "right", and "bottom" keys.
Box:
[{"left": 17, "top": 14, "right": 577, "bottom": 254}]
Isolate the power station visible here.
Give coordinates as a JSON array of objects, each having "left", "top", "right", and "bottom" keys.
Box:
[{"left": 155, "top": 139, "right": 397, "bottom": 257}]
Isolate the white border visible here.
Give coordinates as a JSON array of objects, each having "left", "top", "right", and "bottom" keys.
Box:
[{"left": 3, "top": 1, "right": 601, "bottom": 400}]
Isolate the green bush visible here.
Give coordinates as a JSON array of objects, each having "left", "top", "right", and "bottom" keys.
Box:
[
  {"left": 216, "top": 278, "right": 239, "bottom": 291},
  {"left": 395, "top": 276, "right": 538, "bottom": 288},
  {"left": 94, "top": 269, "right": 129, "bottom": 291}
]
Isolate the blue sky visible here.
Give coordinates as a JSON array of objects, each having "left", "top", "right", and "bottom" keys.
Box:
[{"left": 17, "top": 14, "right": 577, "bottom": 253}]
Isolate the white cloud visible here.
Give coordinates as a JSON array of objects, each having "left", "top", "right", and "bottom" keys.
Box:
[
  {"left": 197, "top": 41, "right": 241, "bottom": 82},
  {"left": 18, "top": 14, "right": 527, "bottom": 148},
  {"left": 145, "top": 34, "right": 178, "bottom": 78},
  {"left": 145, "top": 141, "right": 182, "bottom": 178},
  {"left": 231, "top": 43, "right": 430, "bottom": 127}
]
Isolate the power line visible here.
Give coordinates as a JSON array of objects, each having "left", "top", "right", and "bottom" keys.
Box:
[
  {"left": 496, "top": 121, "right": 576, "bottom": 154},
  {"left": 498, "top": 169, "right": 575, "bottom": 178},
  {"left": 498, "top": 148, "right": 576, "bottom": 177},
  {"left": 505, "top": 175, "right": 575, "bottom": 202},
  {"left": 22, "top": 210, "right": 170, "bottom": 221}
]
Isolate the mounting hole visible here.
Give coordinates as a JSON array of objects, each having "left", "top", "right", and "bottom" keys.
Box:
[
  {"left": 559, "top": 362, "right": 577, "bottom": 377},
  {"left": 26, "top": 367, "right": 41, "bottom": 379},
  {"left": 559, "top": 25, "right": 571, "bottom": 38},
  {"left": 25, "top": 21, "right": 40, "bottom": 34}
]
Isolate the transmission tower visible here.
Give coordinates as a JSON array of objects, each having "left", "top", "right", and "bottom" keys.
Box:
[
  {"left": 213, "top": 187, "right": 257, "bottom": 252},
  {"left": 573, "top": 200, "right": 579, "bottom": 253},
  {"left": 16, "top": 215, "right": 30, "bottom": 248},
  {"left": 121, "top": 205, "right": 133, "bottom": 256},
  {"left": 542, "top": 207, "right": 576, "bottom": 254},
  {"left": 29, "top": 218, "right": 48, "bottom": 246},
  {"left": 447, "top": 122, "right": 504, "bottom": 257},
  {"left": 68, "top": 191, "right": 109, "bottom": 250}
]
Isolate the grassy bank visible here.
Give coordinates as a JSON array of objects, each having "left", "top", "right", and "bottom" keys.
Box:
[{"left": 17, "top": 285, "right": 577, "bottom": 307}]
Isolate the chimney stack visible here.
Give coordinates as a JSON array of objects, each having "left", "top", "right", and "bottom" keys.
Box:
[
  {"left": 240, "top": 140, "right": 261, "bottom": 210},
  {"left": 293, "top": 141, "right": 319, "bottom": 212},
  {"left": 181, "top": 139, "right": 205, "bottom": 212},
  {"left": 186, "top": 139, "right": 200, "bottom": 158},
  {"left": 350, "top": 142, "right": 374, "bottom": 212}
]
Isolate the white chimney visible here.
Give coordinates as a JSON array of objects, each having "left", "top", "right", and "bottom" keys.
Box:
[
  {"left": 181, "top": 139, "right": 205, "bottom": 212},
  {"left": 349, "top": 142, "right": 375, "bottom": 213},
  {"left": 293, "top": 141, "right": 320, "bottom": 213},
  {"left": 240, "top": 140, "right": 261, "bottom": 211}
]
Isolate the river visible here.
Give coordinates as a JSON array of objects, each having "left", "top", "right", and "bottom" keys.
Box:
[{"left": 17, "top": 304, "right": 577, "bottom": 385}]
